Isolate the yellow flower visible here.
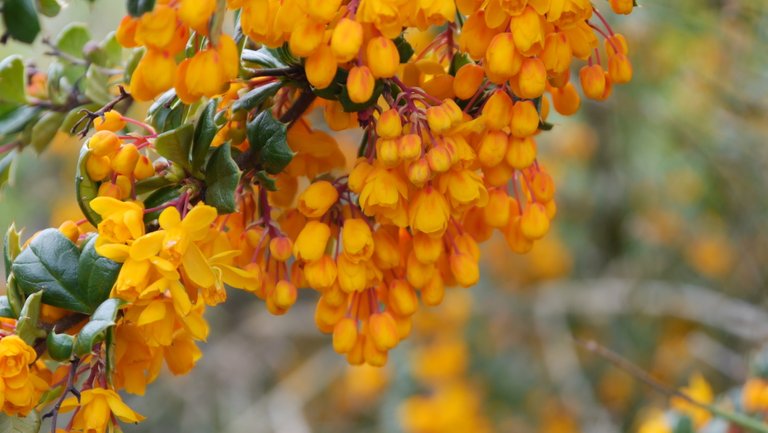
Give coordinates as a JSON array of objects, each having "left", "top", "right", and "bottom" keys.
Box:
[
  {"left": 670, "top": 373, "right": 714, "bottom": 428},
  {"left": 408, "top": 187, "right": 450, "bottom": 235},
  {"left": 61, "top": 388, "right": 145, "bottom": 433},
  {"left": 91, "top": 197, "right": 145, "bottom": 246},
  {"left": 342, "top": 219, "right": 374, "bottom": 262},
  {"left": 294, "top": 221, "right": 332, "bottom": 261},
  {"left": 297, "top": 180, "right": 339, "bottom": 218},
  {"left": 0, "top": 335, "right": 49, "bottom": 416},
  {"left": 359, "top": 166, "right": 409, "bottom": 227}
]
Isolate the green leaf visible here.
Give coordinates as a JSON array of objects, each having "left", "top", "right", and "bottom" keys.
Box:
[
  {"left": 0, "top": 106, "right": 40, "bottom": 136},
  {"left": 126, "top": 0, "right": 155, "bottom": 17},
  {"left": 75, "top": 144, "right": 101, "bottom": 226},
  {"left": 60, "top": 103, "right": 99, "bottom": 134},
  {"left": 73, "top": 298, "right": 124, "bottom": 356},
  {"left": 232, "top": 81, "right": 282, "bottom": 112},
  {"left": 393, "top": 35, "right": 415, "bottom": 63},
  {"left": 148, "top": 89, "right": 185, "bottom": 131},
  {"left": 0, "top": 410, "right": 41, "bottom": 433},
  {"left": 4, "top": 223, "right": 22, "bottom": 280},
  {"left": 30, "top": 111, "right": 65, "bottom": 154},
  {"left": 1, "top": 0, "right": 41, "bottom": 44},
  {"left": 0, "top": 150, "right": 19, "bottom": 188},
  {"left": 246, "top": 110, "right": 293, "bottom": 175},
  {"left": 0, "top": 55, "right": 27, "bottom": 104},
  {"left": 0, "top": 297, "right": 14, "bottom": 318},
  {"left": 46, "top": 331, "right": 74, "bottom": 361},
  {"left": 142, "top": 185, "right": 182, "bottom": 222},
  {"left": 15, "top": 291, "right": 44, "bottom": 345},
  {"left": 5, "top": 275, "right": 23, "bottom": 317},
  {"left": 241, "top": 48, "right": 287, "bottom": 69},
  {"left": 255, "top": 170, "right": 277, "bottom": 191},
  {"left": 11, "top": 229, "right": 93, "bottom": 313},
  {"left": 88, "top": 32, "right": 123, "bottom": 67},
  {"left": 134, "top": 174, "right": 175, "bottom": 195},
  {"left": 84, "top": 66, "right": 113, "bottom": 106},
  {"left": 155, "top": 123, "right": 194, "bottom": 171},
  {"left": 36, "top": 0, "right": 62, "bottom": 17},
  {"left": 204, "top": 143, "right": 240, "bottom": 213},
  {"left": 78, "top": 235, "right": 121, "bottom": 310},
  {"left": 449, "top": 52, "right": 473, "bottom": 76},
  {"left": 191, "top": 100, "right": 218, "bottom": 174},
  {"left": 55, "top": 23, "right": 91, "bottom": 58}
]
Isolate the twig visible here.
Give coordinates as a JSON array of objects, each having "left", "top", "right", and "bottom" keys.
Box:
[
  {"left": 278, "top": 90, "right": 316, "bottom": 126},
  {"left": 71, "top": 86, "right": 133, "bottom": 138},
  {"left": 575, "top": 338, "right": 768, "bottom": 433},
  {"left": 43, "top": 357, "right": 82, "bottom": 433}
]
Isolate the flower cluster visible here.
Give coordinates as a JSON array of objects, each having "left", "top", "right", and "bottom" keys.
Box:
[{"left": 0, "top": 335, "right": 48, "bottom": 416}]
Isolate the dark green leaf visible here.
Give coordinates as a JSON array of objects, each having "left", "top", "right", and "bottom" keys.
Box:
[
  {"left": 0, "top": 55, "right": 27, "bottom": 104},
  {"left": 11, "top": 229, "right": 92, "bottom": 313},
  {"left": 78, "top": 235, "right": 121, "bottom": 310},
  {"left": 30, "top": 111, "right": 65, "bottom": 153},
  {"left": 255, "top": 170, "right": 277, "bottom": 191},
  {"left": 241, "top": 48, "right": 287, "bottom": 69},
  {"left": 15, "top": 291, "right": 44, "bottom": 345},
  {"left": 134, "top": 174, "right": 175, "bottom": 195},
  {"left": 5, "top": 276, "right": 23, "bottom": 317},
  {"left": 246, "top": 110, "right": 293, "bottom": 174},
  {"left": 149, "top": 89, "right": 185, "bottom": 131},
  {"left": 0, "top": 150, "right": 19, "bottom": 188},
  {"left": 393, "top": 36, "right": 415, "bottom": 63},
  {"left": 75, "top": 144, "right": 101, "bottom": 226},
  {"left": 4, "top": 223, "right": 22, "bottom": 280},
  {"left": 449, "top": 52, "right": 473, "bottom": 76},
  {"left": 0, "top": 410, "right": 41, "bottom": 433},
  {"left": 55, "top": 23, "right": 91, "bottom": 58},
  {"left": 155, "top": 123, "right": 194, "bottom": 171},
  {"left": 232, "top": 81, "right": 282, "bottom": 112},
  {"left": 46, "top": 331, "right": 74, "bottom": 361},
  {"left": 36, "top": 0, "right": 62, "bottom": 17},
  {"left": 143, "top": 185, "right": 182, "bottom": 222},
  {"left": 0, "top": 106, "right": 40, "bottom": 136},
  {"left": 1, "top": 0, "right": 41, "bottom": 43},
  {"left": 73, "top": 298, "right": 124, "bottom": 356},
  {"left": 191, "top": 100, "right": 218, "bottom": 174},
  {"left": 204, "top": 143, "right": 240, "bottom": 213},
  {"left": 0, "top": 297, "right": 12, "bottom": 318},
  {"left": 126, "top": 0, "right": 155, "bottom": 17}
]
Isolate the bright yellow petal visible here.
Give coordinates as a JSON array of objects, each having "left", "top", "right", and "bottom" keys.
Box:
[
  {"left": 182, "top": 243, "right": 216, "bottom": 288},
  {"left": 169, "top": 280, "right": 192, "bottom": 316},
  {"left": 129, "top": 231, "right": 165, "bottom": 261},
  {"left": 137, "top": 301, "right": 166, "bottom": 326},
  {"left": 105, "top": 390, "right": 146, "bottom": 423},
  {"left": 158, "top": 206, "right": 181, "bottom": 229},
  {"left": 181, "top": 205, "right": 217, "bottom": 238},
  {"left": 89, "top": 197, "right": 129, "bottom": 217},
  {"left": 95, "top": 243, "right": 130, "bottom": 262}
]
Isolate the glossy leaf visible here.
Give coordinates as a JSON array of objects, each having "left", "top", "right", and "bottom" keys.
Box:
[
  {"left": 78, "top": 235, "right": 122, "bottom": 310},
  {"left": 0, "top": 55, "right": 27, "bottom": 104},
  {"left": 0, "top": 106, "right": 40, "bottom": 136},
  {"left": 46, "top": 331, "right": 74, "bottom": 361},
  {"left": 232, "top": 81, "right": 281, "bottom": 112},
  {"left": 15, "top": 291, "right": 44, "bottom": 345},
  {"left": 155, "top": 123, "right": 194, "bottom": 171},
  {"left": 205, "top": 143, "right": 241, "bottom": 213},
  {"left": 246, "top": 110, "right": 293, "bottom": 175},
  {"left": 30, "top": 111, "right": 65, "bottom": 154},
  {"left": 75, "top": 144, "right": 101, "bottom": 226},
  {"left": 1, "top": 0, "right": 41, "bottom": 43},
  {"left": 11, "top": 229, "right": 92, "bottom": 313},
  {"left": 394, "top": 35, "right": 415, "bottom": 63},
  {"left": 0, "top": 297, "right": 13, "bottom": 318},
  {"left": 192, "top": 99, "right": 218, "bottom": 174},
  {"left": 126, "top": 0, "right": 156, "bottom": 17},
  {"left": 73, "top": 298, "right": 124, "bottom": 356},
  {"left": 36, "top": 0, "right": 62, "bottom": 17}
]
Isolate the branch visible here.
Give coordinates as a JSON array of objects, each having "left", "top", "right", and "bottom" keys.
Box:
[
  {"left": 71, "top": 86, "right": 133, "bottom": 137},
  {"left": 278, "top": 90, "right": 316, "bottom": 126}
]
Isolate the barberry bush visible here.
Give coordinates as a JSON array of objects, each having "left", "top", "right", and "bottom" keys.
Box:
[{"left": 2, "top": 1, "right": 766, "bottom": 432}]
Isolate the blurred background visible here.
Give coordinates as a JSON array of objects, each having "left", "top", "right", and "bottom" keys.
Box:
[{"left": 2, "top": 1, "right": 768, "bottom": 432}]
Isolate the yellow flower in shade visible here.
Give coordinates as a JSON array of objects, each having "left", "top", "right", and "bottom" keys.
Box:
[
  {"left": 670, "top": 373, "right": 714, "bottom": 428},
  {"left": 90, "top": 197, "right": 145, "bottom": 245},
  {"left": 129, "top": 49, "right": 177, "bottom": 101},
  {"left": 359, "top": 166, "right": 409, "bottom": 227},
  {"left": 547, "top": 0, "right": 592, "bottom": 27},
  {"left": 342, "top": 219, "right": 374, "bottom": 262},
  {"left": 294, "top": 221, "right": 332, "bottom": 261},
  {"left": 178, "top": 0, "right": 216, "bottom": 33},
  {"left": 408, "top": 187, "right": 450, "bottom": 236},
  {"left": 347, "top": 66, "right": 376, "bottom": 104},
  {"left": 0, "top": 335, "right": 49, "bottom": 416},
  {"left": 298, "top": 180, "right": 339, "bottom": 218},
  {"left": 114, "top": 323, "right": 163, "bottom": 395},
  {"left": 331, "top": 18, "right": 363, "bottom": 62},
  {"left": 60, "top": 388, "right": 145, "bottom": 433},
  {"left": 163, "top": 330, "right": 203, "bottom": 375},
  {"left": 437, "top": 169, "right": 489, "bottom": 210}
]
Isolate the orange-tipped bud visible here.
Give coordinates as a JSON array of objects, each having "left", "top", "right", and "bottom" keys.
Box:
[
  {"left": 363, "top": 336, "right": 388, "bottom": 367},
  {"left": 331, "top": 18, "right": 363, "bottom": 62},
  {"left": 272, "top": 280, "right": 298, "bottom": 309},
  {"left": 406, "top": 158, "right": 432, "bottom": 187},
  {"left": 98, "top": 182, "right": 123, "bottom": 199},
  {"left": 333, "top": 318, "right": 358, "bottom": 354},
  {"left": 86, "top": 154, "right": 111, "bottom": 182},
  {"left": 294, "top": 221, "right": 331, "bottom": 261},
  {"left": 388, "top": 280, "right": 418, "bottom": 316},
  {"left": 503, "top": 215, "right": 533, "bottom": 253},
  {"left": 366, "top": 37, "right": 400, "bottom": 78},
  {"left": 89, "top": 130, "right": 121, "bottom": 157},
  {"left": 441, "top": 99, "right": 464, "bottom": 125},
  {"left": 398, "top": 134, "right": 422, "bottom": 161},
  {"left": 426, "top": 106, "right": 452, "bottom": 133},
  {"left": 347, "top": 66, "right": 375, "bottom": 103},
  {"left": 484, "top": 189, "right": 511, "bottom": 227},
  {"left": 376, "top": 109, "right": 403, "bottom": 139},
  {"left": 551, "top": 82, "right": 581, "bottom": 115},
  {"left": 306, "top": 44, "right": 337, "bottom": 89},
  {"left": 368, "top": 312, "right": 399, "bottom": 351},
  {"left": 111, "top": 144, "right": 140, "bottom": 176},
  {"left": 505, "top": 136, "right": 537, "bottom": 169},
  {"left": 133, "top": 155, "right": 154, "bottom": 180},
  {"left": 580, "top": 64, "right": 607, "bottom": 100},
  {"left": 510, "top": 100, "right": 539, "bottom": 138},
  {"left": 478, "top": 130, "right": 508, "bottom": 167},
  {"left": 520, "top": 202, "right": 550, "bottom": 240},
  {"left": 608, "top": 53, "right": 633, "bottom": 84},
  {"left": 610, "top": 0, "right": 633, "bottom": 14},
  {"left": 426, "top": 144, "right": 453, "bottom": 173},
  {"left": 289, "top": 19, "right": 324, "bottom": 57},
  {"left": 421, "top": 273, "right": 445, "bottom": 306},
  {"left": 342, "top": 218, "right": 374, "bottom": 261},
  {"left": 530, "top": 171, "right": 555, "bottom": 202},
  {"left": 346, "top": 335, "right": 365, "bottom": 365},
  {"left": 541, "top": 32, "right": 572, "bottom": 74},
  {"left": 413, "top": 231, "right": 443, "bottom": 264},
  {"left": 58, "top": 220, "right": 80, "bottom": 244},
  {"left": 298, "top": 180, "right": 339, "bottom": 218},
  {"left": 517, "top": 57, "right": 547, "bottom": 99},
  {"left": 485, "top": 33, "right": 522, "bottom": 82},
  {"left": 450, "top": 253, "right": 480, "bottom": 287},
  {"left": 116, "top": 16, "right": 139, "bottom": 48},
  {"left": 94, "top": 111, "right": 127, "bottom": 132},
  {"left": 453, "top": 63, "right": 485, "bottom": 100},
  {"left": 376, "top": 138, "right": 400, "bottom": 167},
  {"left": 482, "top": 90, "right": 513, "bottom": 130},
  {"left": 304, "top": 255, "right": 337, "bottom": 289},
  {"left": 269, "top": 237, "right": 294, "bottom": 262}
]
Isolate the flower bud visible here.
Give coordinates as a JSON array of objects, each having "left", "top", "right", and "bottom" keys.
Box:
[
  {"left": 478, "top": 130, "right": 508, "bottom": 167},
  {"left": 520, "top": 202, "right": 550, "bottom": 240},
  {"left": 305, "top": 0, "right": 342, "bottom": 21},
  {"left": 347, "top": 66, "right": 375, "bottom": 103},
  {"left": 304, "top": 255, "right": 337, "bottom": 289},
  {"left": 333, "top": 318, "right": 358, "bottom": 354},
  {"left": 406, "top": 158, "right": 431, "bottom": 187},
  {"left": 376, "top": 139, "right": 400, "bottom": 167},
  {"left": 506, "top": 136, "right": 537, "bottom": 169},
  {"left": 484, "top": 189, "right": 511, "bottom": 228},
  {"left": 426, "top": 144, "right": 453, "bottom": 173},
  {"left": 376, "top": 109, "right": 403, "bottom": 139},
  {"left": 541, "top": 32, "right": 572, "bottom": 74},
  {"left": 450, "top": 253, "right": 480, "bottom": 287},
  {"left": 610, "top": 0, "right": 633, "bottom": 14},
  {"left": 111, "top": 144, "right": 140, "bottom": 176},
  {"left": 442, "top": 99, "right": 464, "bottom": 125},
  {"left": 517, "top": 57, "right": 547, "bottom": 99},
  {"left": 421, "top": 273, "right": 445, "bottom": 306},
  {"left": 504, "top": 216, "right": 533, "bottom": 253},
  {"left": 453, "top": 63, "right": 484, "bottom": 100},
  {"left": 294, "top": 221, "right": 331, "bottom": 261},
  {"left": 426, "top": 106, "right": 452, "bottom": 134},
  {"left": 530, "top": 171, "right": 555, "bottom": 202},
  {"left": 94, "top": 111, "right": 127, "bottom": 132},
  {"left": 98, "top": 182, "right": 123, "bottom": 199},
  {"left": 366, "top": 37, "right": 400, "bottom": 78},
  {"left": 272, "top": 280, "right": 298, "bottom": 309},
  {"left": 342, "top": 218, "right": 374, "bottom": 261},
  {"left": 86, "top": 154, "right": 111, "bottom": 181},
  {"left": 363, "top": 335, "right": 388, "bottom": 367},
  {"left": 306, "top": 44, "right": 337, "bottom": 89},
  {"left": 485, "top": 33, "right": 522, "bottom": 82},
  {"left": 58, "top": 220, "right": 80, "bottom": 243},
  {"left": 133, "top": 155, "right": 155, "bottom": 180},
  {"left": 388, "top": 280, "right": 418, "bottom": 316},
  {"left": 580, "top": 64, "right": 607, "bottom": 100},
  {"left": 89, "top": 130, "right": 122, "bottom": 157},
  {"left": 551, "top": 82, "right": 581, "bottom": 115},
  {"left": 406, "top": 251, "right": 434, "bottom": 288},
  {"left": 336, "top": 254, "right": 367, "bottom": 293},
  {"left": 398, "top": 134, "right": 422, "bottom": 161},
  {"left": 331, "top": 18, "right": 363, "bottom": 62},
  {"left": 412, "top": 231, "right": 443, "bottom": 264},
  {"left": 269, "top": 237, "right": 293, "bottom": 262},
  {"left": 289, "top": 19, "right": 324, "bottom": 57},
  {"left": 482, "top": 90, "right": 513, "bottom": 130},
  {"left": 116, "top": 16, "right": 139, "bottom": 48},
  {"left": 346, "top": 335, "right": 365, "bottom": 365},
  {"left": 608, "top": 53, "right": 633, "bottom": 84},
  {"left": 369, "top": 312, "right": 399, "bottom": 351},
  {"left": 509, "top": 100, "right": 539, "bottom": 138},
  {"left": 298, "top": 180, "right": 339, "bottom": 218}
]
